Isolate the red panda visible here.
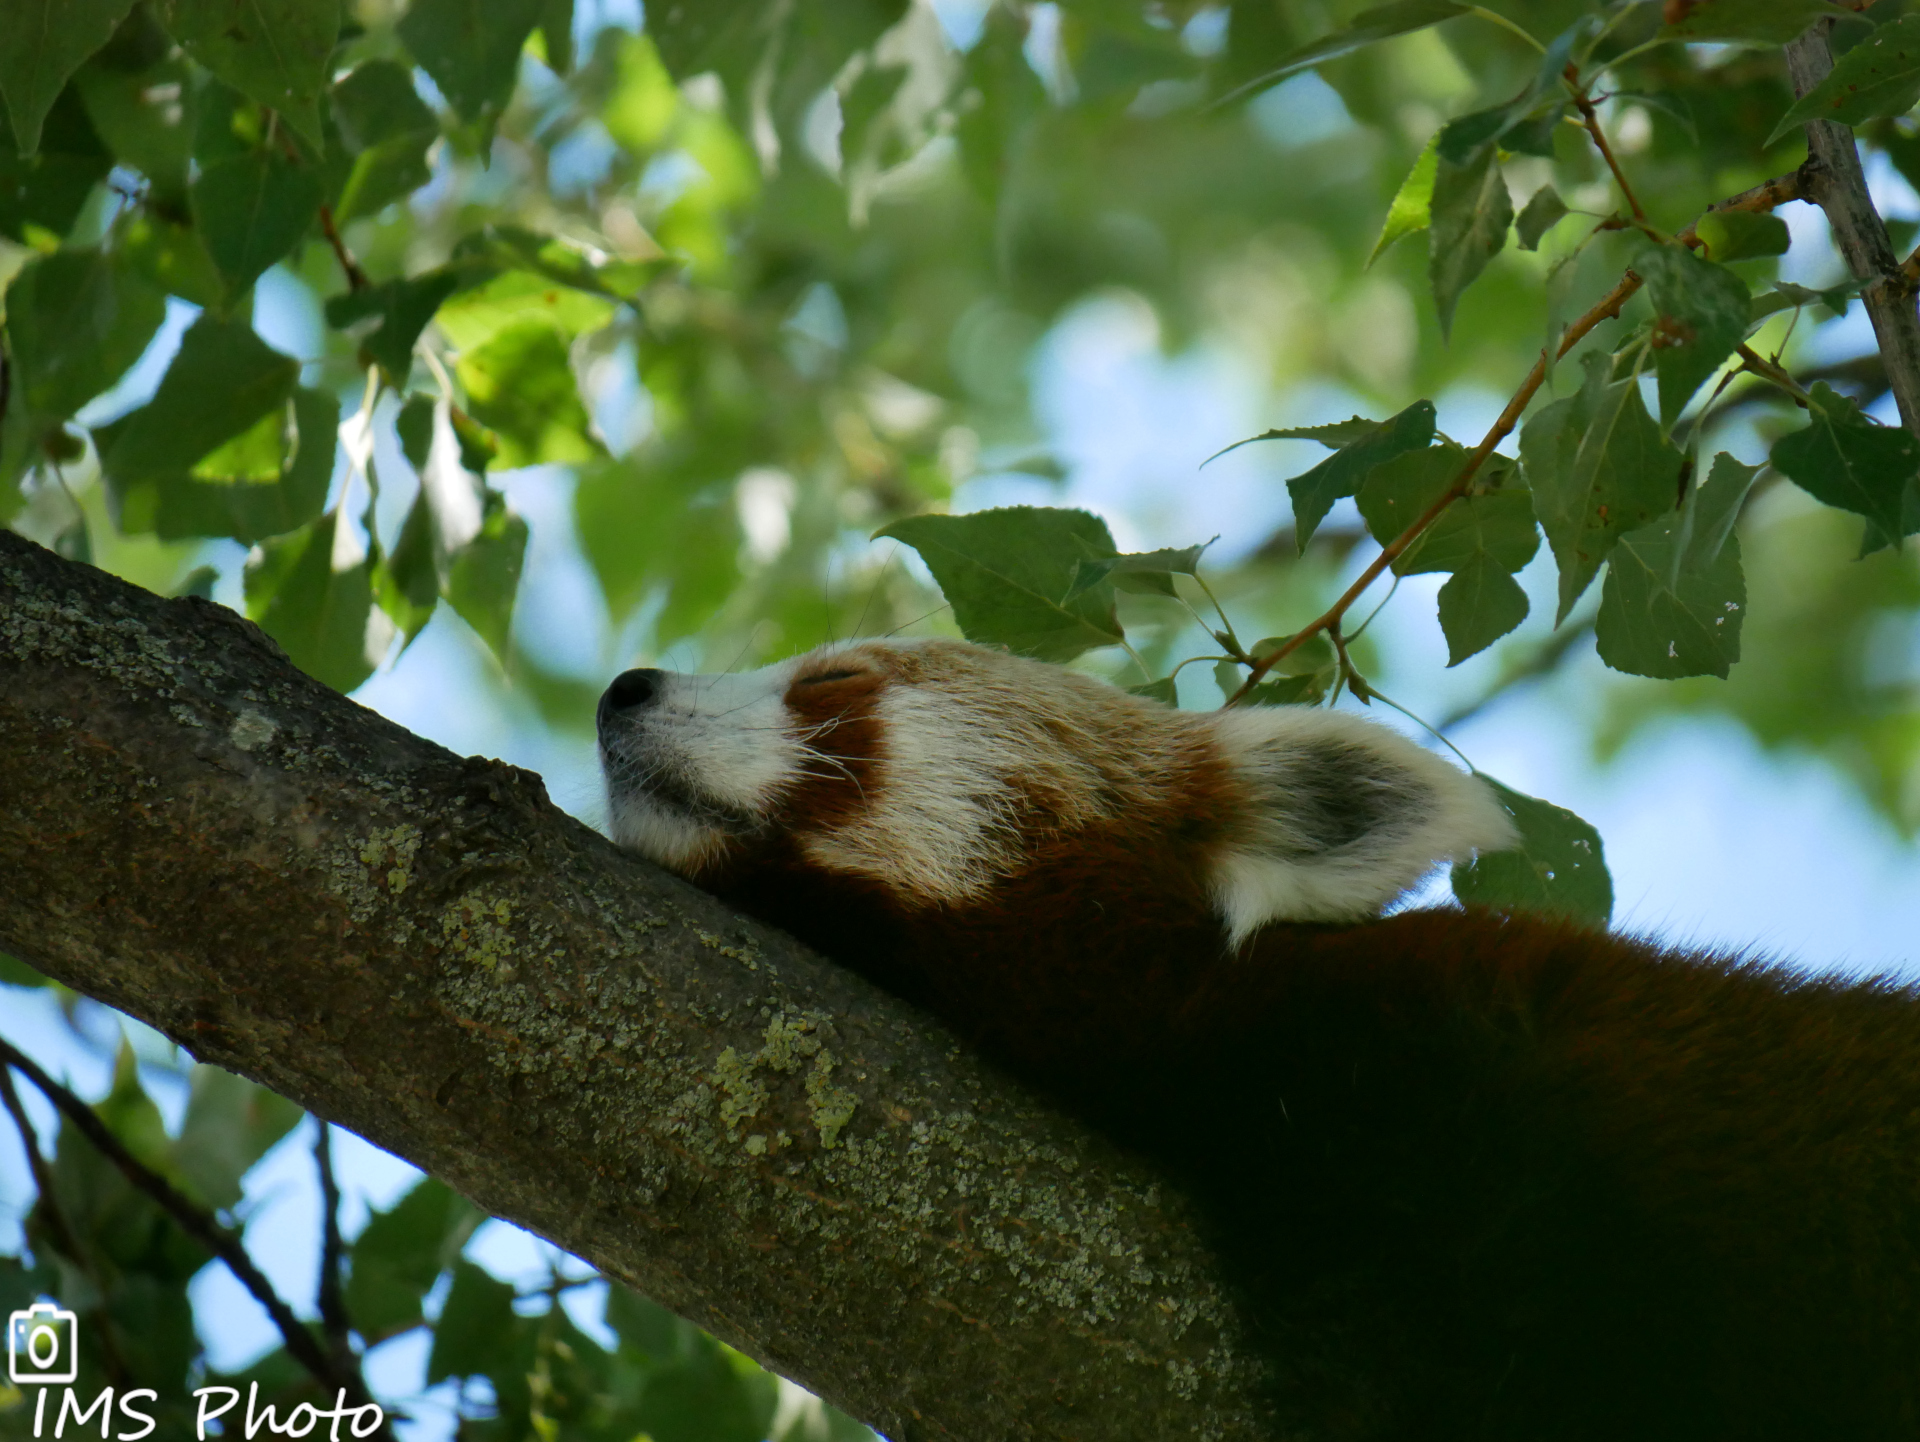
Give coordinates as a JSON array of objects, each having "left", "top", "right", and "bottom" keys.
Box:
[{"left": 597, "top": 636, "right": 1920, "bottom": 1442}]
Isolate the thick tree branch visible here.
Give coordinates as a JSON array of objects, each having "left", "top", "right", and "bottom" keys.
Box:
[
  {"left": 1785, "top": 22, "right": 1920, "bottom": 436},
  {"left": 0, "top": 532, "right": 1270, "bottom": 1442}
]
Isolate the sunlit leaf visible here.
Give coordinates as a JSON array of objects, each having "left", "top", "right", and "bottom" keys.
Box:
[
  {"left": 876, "top": 506, "right": 1126, "bottom": 661},
  {"left": 1369, "top": 131, "right": 1439, "bottom": 265},
  {"left": 455, "top": 321, "right": 601, "bottom": 468},
  {"left": 1452, "top": 778, "right": 1613, "bottom": 925},
  {"left": 99, "top": 314, "right": 300, "bottom": 484}
]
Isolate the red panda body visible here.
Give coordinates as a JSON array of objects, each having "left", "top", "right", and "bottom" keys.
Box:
[{"left": 597, "top": 638, "right": 1920, "bottom": 1440}]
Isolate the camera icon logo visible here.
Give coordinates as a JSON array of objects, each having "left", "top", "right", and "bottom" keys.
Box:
[{"left": 8, "top": 1302, "right": 78, "bottom": 1385}]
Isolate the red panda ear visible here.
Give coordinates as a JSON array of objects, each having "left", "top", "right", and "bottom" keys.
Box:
[{"left": 1205, "top": 708, "right": 1517, "bottom": 941}]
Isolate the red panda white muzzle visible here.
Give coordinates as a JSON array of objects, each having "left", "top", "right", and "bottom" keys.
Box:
[
  {"left": 596, "top": 637, "right": 1516, "bottom": 943},
  {"left": 596, "top": 637, "right": 1920, "bottom": 1442}
]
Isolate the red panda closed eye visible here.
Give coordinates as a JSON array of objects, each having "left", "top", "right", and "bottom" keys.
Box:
[{"left": 598, "top": 637, "right": 1920, "bottom": 1441}]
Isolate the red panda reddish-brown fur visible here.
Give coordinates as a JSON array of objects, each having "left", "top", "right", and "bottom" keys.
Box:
[{"left": 596, "top": 637, "right": 1920, "bottom": 1441}]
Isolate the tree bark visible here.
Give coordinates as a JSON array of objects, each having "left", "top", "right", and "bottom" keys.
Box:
[
  {"left": 1784, "top": 23, "right": 1920, "bottom": 437},
  {"left": 0, "top": 531, "right": 1272, "bottom": 1442}
]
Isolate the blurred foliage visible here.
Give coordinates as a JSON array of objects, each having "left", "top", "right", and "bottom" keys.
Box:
[
  {"left": 0, "top": 960, "right": 871, "bottom": 1442},
  {"left": 5, "top": 0, "right": 1920, "bottom": 1431}
]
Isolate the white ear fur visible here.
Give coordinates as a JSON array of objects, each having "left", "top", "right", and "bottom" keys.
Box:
[{"left": 1206, "top": 707, "right": 1517, "bottom": 942}]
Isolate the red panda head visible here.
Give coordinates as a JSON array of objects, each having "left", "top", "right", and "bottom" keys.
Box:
[{"left": 597, "top": 638, "right": 1515, "bottom": 948}]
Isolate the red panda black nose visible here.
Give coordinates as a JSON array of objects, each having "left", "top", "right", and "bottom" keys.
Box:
[{"left": 602, "top": 668, "right": 664, "bottom": 715}]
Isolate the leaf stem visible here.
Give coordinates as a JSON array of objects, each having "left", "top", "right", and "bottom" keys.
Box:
[
  {"left": 1464, "top": 6, "right": 1546, "bottom": 53},
  {"left": 1567, "top": 67, "right": 1646, "bottom": 224},
  {"left": 1222, "top": 166, "right": 1809, "bottom": 708},
  {"left": 319, "top": 205, "right": 369, "bottom": 292}
]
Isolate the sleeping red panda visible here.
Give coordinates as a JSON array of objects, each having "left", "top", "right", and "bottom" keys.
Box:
[{"left": 596, "top": 636, "right": 1920, "bottom": 1442}]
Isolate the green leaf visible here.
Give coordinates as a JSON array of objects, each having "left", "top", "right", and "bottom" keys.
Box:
[
  {"left": 191, "top": 146, "right": 324, "bottom": 299},
  {"left": 100, "top": 314, "right": 300, "bottom": 483},
  {"left": 434, "top": 265, "right": 619, "bottom": 350},
  {"left": 633, "top": 1335, "right": 779, "bottom": 1442},
  {"left": 4, "top": 246, "right": 166, "bottom": 421},
  {"left": 0, "top": 0, "right": 135, "bottom": 155},
  {"left": 1515, "top": 184, "right": 1568, "bottom": 251},
  {"left": 325, "top": 268, "right": 464, "bottom": 380},
  {"left": 0, "top": 951, "right": 49, "bottom": 987},
  {"left": 1437, "top": 554, "right": 1530, "bottom": 665},
  {"left": 1633, "top": 242, "right": 1750, "bottom": 425},
  {"left": 397, "top": 0, "right": 547, "bottom": 126},
  {"left": 1770, "top": 382, "right": 1920, "bottom": 550},
  {"left": 113, "top": 386, "right": 339, "bottom": 543},
  {"left": 1428, "top": 142, "right": 1511, "bottom": 341},
  {"left": 155, "top": 0, "right": 338, "bottom": 150},
  {"left": 446, "top": 489, "right": 528, "bottom": 664},
  {"left": 373, "top": 488, "right": 439, "bottom": 645},
  {"left": 0, "top": 84, "right": 110, "bottom": 242},
  {"left": 1660, "top": 0, "right": 1855, "bottom": 45},
  {"left": 330, "top": 60, "right": 438, "bottom": 222},
  {"left": 1595, "top": 452, "right": 1755, "bottom": 679},
  {"left": 1360, "top": 448, "right": 1540, "bottom": 575},
  {"left": 73, "top": 37, "right": 196, "bottom": 203},
  {"left": 1217, "top": 1, "right": 1469, "bottom": 104},
  {"left": 1451, "top": 779, "right": 1612, "bottom": 926},
  {"left": 1769, "top": 14, "right": 1920, "bottom": 144},
  {"left": 455, "top": 321, "right": 601, "bottom": 468},
  {"left": 121, "top": 211, "right": 226, "bottom": 307},
  {"left": 1207, "top": 414, "right": 1391, "bottom": 465},
  {"left": 1519, "top": 353, "right": 1685, "bottom": 623},
  {"left": 1693, "top": 210, "right": 1790, "bottom": 263},
  {"left": 171, "top": 1067, "right": 303, "bottom": 1210},
  {"left": 1284, "top": 400, "right": 1436, "bottom": 549},
  {"left": 1064, "top": 543, "right": 1207, "bottom": 600},
  {"left": 1369, "top": 131, "right": 1439, "bottom": 265},
  {"left": 426, "top": 1259, "right": 520, "bottom": 1382},
  {"left": 875, "top": 507, "right": 1127, "bottom": 662},
  {"left": 1748, "top": 279, "right": 1860, "bottom": 323},
  {"left": 244, "top": 509, "right": 381, "bottom": 694},
  {"left": 344, "top": 1177, "right": 481, "bottom": 1341}
]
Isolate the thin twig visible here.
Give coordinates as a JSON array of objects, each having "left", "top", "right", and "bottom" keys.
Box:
[
  {"left": 319, "top": 205, "right": 369, "bottom": 292},
  {"left": 315, "top": 1123, "right": 354, "bottom": 1369},
  {"left": 1734, "top": 343, "right": 1813, "bottom": 405},
  {"left": 1223, "top": 167, "right": 1808, "bottom": 707},
  {"left": 1567, "top": 68, "right": 1646, "bottom": 224},
  {"left": 0, "top": 1037, "right": 381, "bottom": 1423}
]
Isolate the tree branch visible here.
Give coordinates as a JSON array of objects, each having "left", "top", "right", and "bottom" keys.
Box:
[
  {"left": 0, "top": 531, "right": 1271, "bottom": 1442},
  {"left": 1784, "top": 22, "right": 1920, "bottom": 436}
]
